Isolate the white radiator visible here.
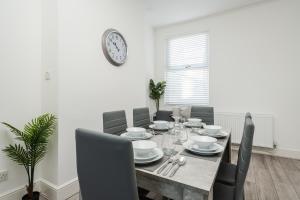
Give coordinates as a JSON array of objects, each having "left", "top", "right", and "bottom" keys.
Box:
[{"left": 215, "top": 112, "right": 274, "bottom": 148}]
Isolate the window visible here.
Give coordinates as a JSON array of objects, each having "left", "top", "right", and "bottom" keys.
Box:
[{"left": 165, "top": 33, "right": 209, "bottom": 105}]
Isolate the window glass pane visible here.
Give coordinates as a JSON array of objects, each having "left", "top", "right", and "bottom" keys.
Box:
[
  {"left": 167, "top": 33, "right": 208, "bottom": 69},
  {"left": 165, "top": 33, "right": 209, "bottom": 105}
]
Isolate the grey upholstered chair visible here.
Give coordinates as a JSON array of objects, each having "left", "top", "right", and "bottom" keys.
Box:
[
  {"left": 190, "top": 106, "right": 214, "bottom": 125},
  {"left": 154, "top": 110, "right": 174, "bottom": 122},
  {"left": 133, "top": 107, "right": 151, "bottom": 128},
  {"left": 214, "top": 115, "right": 255, "bottom": 200},
  {"left": 103, "top": 110, "right": 127, "bottom": 135},
  {"left": 75, "top": 129, "right": 139, "bottom": 200},
  {"left": 215, "top": 113, "right": 252, "bottom": 186}
]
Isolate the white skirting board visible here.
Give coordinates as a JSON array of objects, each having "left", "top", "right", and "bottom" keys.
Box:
[
  {"left": 215, "top": 112, "right": 274, "bottom": 148},
  {"left": 0, "top": 179, "right": 80, "bottom": 200}
]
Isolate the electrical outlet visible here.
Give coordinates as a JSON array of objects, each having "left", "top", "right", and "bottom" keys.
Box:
[{"left": 0, "top": 170, "right": 8, "bottom": 183}]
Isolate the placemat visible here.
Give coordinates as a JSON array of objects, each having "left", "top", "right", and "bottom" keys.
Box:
[{"left": 179, "top": 150, "right": 221, "bottom": 162}]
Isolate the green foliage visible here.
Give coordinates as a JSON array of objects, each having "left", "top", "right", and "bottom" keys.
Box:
[
  {"left": 149, "top": 79, "right": 166, "bottom": 111},
  {"left": 1, "top": 113, "right": 56, "bottom": 199}
]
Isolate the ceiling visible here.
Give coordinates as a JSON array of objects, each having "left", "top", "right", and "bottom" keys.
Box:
[{"left": 144, "top": 0, "right": 267, "bottom": 27}]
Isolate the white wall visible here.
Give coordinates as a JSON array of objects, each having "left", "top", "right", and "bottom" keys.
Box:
[
  {"left": 154, "top": 0, "right": 300, "bottom": 152},
  {"left": 56, "top": 0, "right": 148, "bottom": 185},
  {"left": 0, "top": 0, "right": 42, "bottom": 194}
]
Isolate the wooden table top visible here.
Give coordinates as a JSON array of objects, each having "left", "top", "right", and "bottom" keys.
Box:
[{"left": 135, "top": 129, "right": 231, "bottom": 195}]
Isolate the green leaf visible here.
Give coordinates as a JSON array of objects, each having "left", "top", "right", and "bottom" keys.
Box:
[
  {"left": 2, "top": 144, "right": 30, "bottom": 166},
  {"left": 149, "top": 79, "right": 166, "bottom": 111}
]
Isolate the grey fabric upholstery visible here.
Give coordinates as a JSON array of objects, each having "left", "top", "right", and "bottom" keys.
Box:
[
  {"left": 215, "top": 162, "right": 236, "bottom": 185},
  {"left": 75, "top": 128, "right": 139, "bottom": 200},
  {"left": 154, "top": 110, "right": 174, "bottom": 122},
  {"left": 133, "top": 107, "right": 151, "bottom": 128},
  {"left": 214, "top": 182, "right": 235, "bottom": 200},
  {"left": 216, "top": 112, "right": 253, "bottom": 186},
  {"left": 103, "top": 110, "right": 127, "bottom": 135},
  {"left": 214, "top": 115, "right": 255, "bottom": 200},
  {"left": 190, "top": 106, "right": 214, "bottom": 125},
  {"left": 235, "top": 117, "right": 255, "bottom": 200}
]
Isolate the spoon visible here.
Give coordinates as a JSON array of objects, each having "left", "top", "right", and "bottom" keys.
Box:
[
  {"left": 169, "top": 157, "right": 186, "bottom": 177},
  {"left": 157, "top": 156, "right": 175, "bottom": 174}
]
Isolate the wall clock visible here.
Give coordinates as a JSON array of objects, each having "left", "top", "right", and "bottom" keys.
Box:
[{"left": 102, "top": 29, "right": 128, "bottom": 66}]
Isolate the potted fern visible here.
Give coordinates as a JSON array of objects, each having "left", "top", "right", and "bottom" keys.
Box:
[
  {"left": 1, "top": 113, "right": 56, "bottom": 200},
  {"left": 149, "top": 79, "right": 166, "bottom": 112}
]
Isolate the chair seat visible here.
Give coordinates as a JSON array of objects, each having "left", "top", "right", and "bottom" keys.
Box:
[
  {"left": 213, "top": 182, "right": 235, "bottom": 200},
  {"left": 216, "top": 162, "right": 236, "bottom": 186}
]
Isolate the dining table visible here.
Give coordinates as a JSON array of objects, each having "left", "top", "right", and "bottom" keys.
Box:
[{"left": 135, "top": 128, "right": 232, "bottom": 200}]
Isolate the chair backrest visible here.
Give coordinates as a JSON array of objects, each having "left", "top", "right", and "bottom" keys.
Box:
[
  {"left": 103, "top": 110, "right": 127, "bottom": 135},
  {"left": 133, "top": 107, "right": 151, "bottom": 128},
  {"left": 154, "top": 110, "right": 174, "bottom": 122},
  {"left": 238, "top": 112, "right": 252, "bottom": 162},
  {"left": 190, "top": 106, "right": 214, "bottom": 125},
  {"left": 75, "top": 129, "right": 139, "bottom": 200},
  {"left": 235, "top": 117, "right": 255, "bottom": 200}
]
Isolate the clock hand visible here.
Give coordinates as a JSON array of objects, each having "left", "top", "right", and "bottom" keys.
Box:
[{"left": 113, "top": 42, "right": 120, "bottom": 52}]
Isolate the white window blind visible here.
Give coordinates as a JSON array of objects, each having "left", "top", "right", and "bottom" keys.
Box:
[{"left": 165, "top": 33, "right": 209, "bottom": 105}]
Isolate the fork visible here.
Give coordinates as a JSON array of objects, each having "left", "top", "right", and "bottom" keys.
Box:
[{"left": 163, "top": 158, "right": 179, "bottom": 176}]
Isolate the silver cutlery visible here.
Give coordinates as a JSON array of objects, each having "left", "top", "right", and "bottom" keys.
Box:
[
  {"left": 157, "top": 156, "right": 175, "bottom": 174},
  {"left": 163, "top": 158, "right": 179, "bottom": 176},
  {"left": 169, "top": 157, "right": 186, "bottom": 177}
]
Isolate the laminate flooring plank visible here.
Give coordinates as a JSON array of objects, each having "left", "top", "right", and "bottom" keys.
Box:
[
  {"left": 278, "top": 157, "right": 300, "bottom": 199},
  {"left": 244, "top": 181, "right": 258, "bottom": 200},
  {"left": 252, "top": 154, "right": 279, "bottom": 200},
  {"left": 264, "top": 155, "right": 299, "bottom": 200}
]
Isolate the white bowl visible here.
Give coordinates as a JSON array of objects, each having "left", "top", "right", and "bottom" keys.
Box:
[
  {"left": 132, "top": 140, "right": 157, "bottom": 157},
  {"left": 204, "top": 125, "right": 222, "bottom": 135},
  {"left": 153, "top": 120, "right": 169, "bottom": 129},
  {"left": 126, "top": 127, "right": 146, "bottom": 137},
  {"left": 188, "top": 118, "right": 202, "bottom": 124},
  {"left": 190, "top": 136, "right": 217, "bottom": 149}
]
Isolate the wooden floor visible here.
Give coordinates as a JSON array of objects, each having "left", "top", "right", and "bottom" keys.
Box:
[
  {"left": 231, "top": 151, "right": 300, "bottom": 200},
  {"left": 69, "top": 151, "right": 300, "bottom": 200}
]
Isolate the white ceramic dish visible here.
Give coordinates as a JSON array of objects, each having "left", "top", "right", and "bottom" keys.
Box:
[
  {"left": 204, "top": 125, "right": 222, "bottom": 135},
  {"left": 183, "top": 122, "right": 203, "bottom": 128},
  {"left": 134, "top": 149, "right": 158, "bottom": 160},
  {"left": 121, "top": 132, "right": 153, "bottom": 140},
  {"left": 134, "top": 148, "right": 163, "bottom": 164},
  {"left": 191, "top": 143, "right": 219, "bottom": 152},
  {"left": 188, "top": 118, "right": 202, "bottom": 124},
  {"left": 149, "top": 124, "right": 169, "bottom": 131},
  {"left": 132, "top": 140, "right": 157, "bottom": 157},
  {"left": 197, "top": 130, "right": 229, "bottom": 139},
  {"left": 126, "top": 127, "right": 146, "bottom": 137},
  {"left": 190, "top": 136, "right": 217, "bottom": 149},
  {"left": 153, "top": 121, "right": 169, "bottom": 129},
  {"left": 183, "top": 141, "right": 224, "bottom": 156}
]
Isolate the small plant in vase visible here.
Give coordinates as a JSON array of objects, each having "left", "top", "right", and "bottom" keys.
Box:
[
  {"left": 1, "top": 113, "right": 56, "bottom": 200},
  {"left": 149, "top": 79, "right": 166, "bottom": 112}
]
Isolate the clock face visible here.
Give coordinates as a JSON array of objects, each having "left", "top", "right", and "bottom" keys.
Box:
[{"left": 102, "top": 29, "right": 127, "bottom": 66}]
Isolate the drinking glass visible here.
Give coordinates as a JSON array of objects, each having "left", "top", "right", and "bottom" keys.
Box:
[
  {"left": 174, "top": 123, "right": 188, "bottom": 144},
  {"left": 161, "top": 130, "right": 177, "bottom": 156}
]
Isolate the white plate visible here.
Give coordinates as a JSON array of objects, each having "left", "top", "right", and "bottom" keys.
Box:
[
  {"left": 121, "top": 132, "right": 153, "bottom": 140},
  {"left": 183, "top": 122, "right": 203, "bottom": 128},
  {"left": 134, "top": 148, "right": 164, "bottom": 164},
  {"left": 183, "top": 141, "right": 224, "bottom": 156},
  {"left": 149, "top": 124, "right": 169, "bottom": 131},
  {"left": 134, "top": 150, "right": 159, "bottom": 160},
  {"left": 191, "top": 143, "right": 219, "bottom": 152},
  {"left": 198, "top": 130, "right": 229, "bottom": 138}
]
